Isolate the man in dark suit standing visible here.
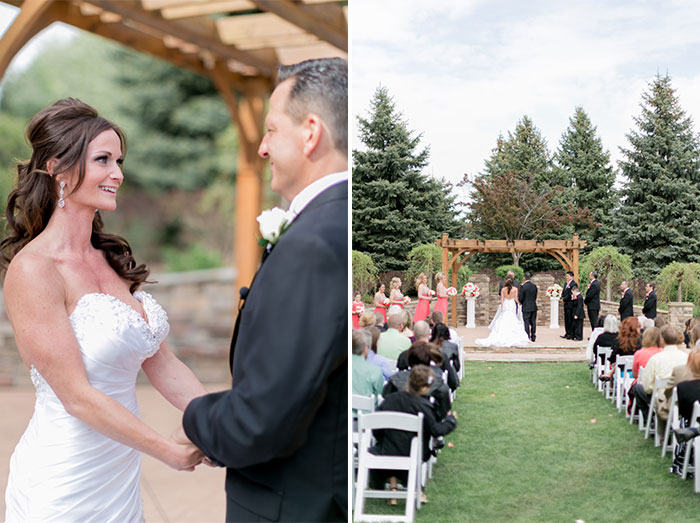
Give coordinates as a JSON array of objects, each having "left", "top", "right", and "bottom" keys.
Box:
[
  {"left": 643, "top": 282, "right": 658, "bottom": 319},
  {"left": 584, "top": 271, "right": 601, "bottom": 332},
  {"left": 561, "top": 271, "right": 577, "bottom": 339},
  {"left": 619, "top": 280, "right": 634, "bottom": 321},
  {"left": 182, "top": 58, "right": 348, "bottom": 522},
  {"left": 518, "top": 272, "right": 538, "bottom": 342}
]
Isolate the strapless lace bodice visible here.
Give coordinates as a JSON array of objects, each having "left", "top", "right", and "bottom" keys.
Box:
[{"left": 6, "top": 290, "right": 169, "bottom": 522}]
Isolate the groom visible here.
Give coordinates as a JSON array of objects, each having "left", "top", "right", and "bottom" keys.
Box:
[
  {"left": 182, "top": 58, "right": 348, "bottom": 522},
  {"left": 518, "top": 272, "right": 538, "bottom": 342}
]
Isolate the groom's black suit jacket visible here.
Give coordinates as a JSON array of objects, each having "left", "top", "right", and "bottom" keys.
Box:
[
  {"left": 183, "top": 182, "right": 348, "bottom": 522},
  {"left": 518, "top": 281, "right": 538, "bottom": 313}
]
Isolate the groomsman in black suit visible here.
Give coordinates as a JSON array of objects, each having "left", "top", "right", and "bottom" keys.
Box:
[
  {"left": 518, "top": 272, "right": 538, "bottom": 342},
  {"left": 643, "top": 282, "right": 657, "bottom": 319},
  {"left": 561, "top": 271, "right": 577, "bottom": 339},
  {"left": 571, "top": 284, "right": 585, "bottom": 341},
  {"left": 584, "top": 271, "right": 601, "bottom": 332},
  {"left": 619, "top": 280, "right": 634, "bottom": 321}
]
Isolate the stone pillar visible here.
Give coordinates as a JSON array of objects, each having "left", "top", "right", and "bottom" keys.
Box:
[
  {"left": 470, "top": 274, "right": 490, "bottom": 327},
  {"left": 667, "top": 302, "right": 694, "bottom": 330},
  {"left": 532, "top": 273, "right": 553, "bottom": 326}
]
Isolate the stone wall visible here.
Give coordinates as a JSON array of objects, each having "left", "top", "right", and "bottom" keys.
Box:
[{"left": 0, "top": 268, "right": 237, "bottom": 387}]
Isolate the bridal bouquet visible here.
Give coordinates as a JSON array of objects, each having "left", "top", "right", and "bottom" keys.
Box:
[
  {"left": 462, "top": 282, "right": 480, "bottom": 298},
  {"left": 403, "top": 296, "right": 411, "bottom": 305},
  {"left": 446, "top": 287, "right": 458, "bottom": 297},
  {"left": 428, "top": 289, "right": 436, "bottom": 296},
  {"left": 546, "top": 284, "right": 563, "bottom": 299},
  {"left": 383, "top": 298, "right": 391, "bottom": 306}
]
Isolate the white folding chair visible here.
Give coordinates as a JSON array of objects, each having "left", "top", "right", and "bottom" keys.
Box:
[
  {"left": 596, "top": 347, "right": 612, "bottom": 393},
  {"left": 458, "top": 336, "right": 465, "bottom": 381},
  {"left": 354, "top": 411, "right": 423, "bottom": 523},
  {"left": 661, "top": 387, "right": 679, "bottom": 458},
  {"left": 630, "top": 366, "right": 645, "bottom": 427},
  {"left": 645, "top": 378, "right": 669, "bottom": 445},
  {"left": 352, "top": 395, "right": 375, "bottom": 504},
  {"left": 614, "top": 355, "right": 635, "bottom": 412},
  {"left": 681, "top": 401, "right": 700, "bottom": 481}
]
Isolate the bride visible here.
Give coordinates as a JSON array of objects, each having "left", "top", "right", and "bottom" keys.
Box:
[
  {"left": 475, "top": 278, "right": 530, "bottom": 347},
  {"left": 2, "top": 99, "right": 208, "bottom": 521}
]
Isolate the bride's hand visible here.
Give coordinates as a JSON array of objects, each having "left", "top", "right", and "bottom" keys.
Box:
[{"left": 166, "top": 425, "right": 204, "bottom": 471}]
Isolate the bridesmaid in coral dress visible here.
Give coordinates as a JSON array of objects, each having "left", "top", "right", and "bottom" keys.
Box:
[
  {"left": 389, "top": 277, "right": 404, "bottom": 311},
  {"left": 413, "top": 272, "right": 432, "bottom": 323},
  {"left": 434, "top": 272, "right": 448, "bottom": 319},
  {"left": 374, "top": 283, "right": 389, "bottom": 324},
  {"left": 351, "top": 294, "right": 364, "bottom": 329}
]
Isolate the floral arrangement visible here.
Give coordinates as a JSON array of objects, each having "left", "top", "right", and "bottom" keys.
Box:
[
  {"left": 353, "top": 303, "right": 365, "bottom": 315},
  {"left": 383, "top": 298, "right": 391, "bottom": 306},
  {"left": 546, "top": 283, "right": 563, "bottom": 299},
  {"left": 446, "top": 287, "right": 458, "bottom": 297},
  {"left": 428, "top": 289, "right": 436, "bottom": 296},
  {"left": 403, "top": 296, "right": 411, "bottom": 305},
  {"left": 462, "top": 282, "right": 480, "bottom": 298}
]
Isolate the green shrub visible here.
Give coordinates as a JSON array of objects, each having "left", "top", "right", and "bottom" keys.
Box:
[
  {"left": 579, "top": 246, "right": 633, "bottom": 301},
  {"left": 657, "top": 262, "right": 700, "bottom": 305},
  {"left": 495, "top": 264, "right": 524, "bottom": 282},
  {"left": 352, "top": 250, "right": 379, "bottom": 296},
  {"left": 163, "top": 244, "right": 222, "bottom": 272}
]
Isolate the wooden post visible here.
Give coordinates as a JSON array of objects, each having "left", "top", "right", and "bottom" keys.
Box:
[
  {"left": 0, "top": 0, "right": 53, "bottom": 80},
  {"left": 572, "top": 234, "right": 580, "bottom": 284}
]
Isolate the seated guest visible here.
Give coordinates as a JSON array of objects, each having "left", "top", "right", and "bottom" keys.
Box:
[
  {"left": 430, "top": 310, "right": 459, "bottom": 343},
  {"left": 658, "top": 339, "right": 700, "bottom": 429},
  {"left": 631, "top": 325, "right": 688, "bottom": 421},
  {"left": 395, "top": 321, "right": 430, "bottom": 369},
  {"left": 430, "top": 322, "right": 462, "bottom": 376},
  {"left": 400, "top": 310, "right": 415, "bottom": 342},
  {"left": 365, "top": 326, "right": 395, "bottom": 381},
  {"left": 685, "top": 322, "right": 700, "bottom": 351},
  {"left": 370, "top": 365, "right": 457, "bottom": 504},
  {"left": 383, "top": 341, "right": 452, "bottom": 420},
  {"left": 352, "top": 329, "right": 383, "bottom": 402},
  {"left": 668, "top": 347, "right": 700, "bottom": 475},
  {"left": 593, "top": 315, "right": 619, "bottom": 362},
  {"left": 682, "top": 318, "right": 700, "bottom": 350},
  {"left": 639, "top": 317, "right": 654, "bottom": 333},
  {"left": 586, "top": 315, "right": 607, "bottom": 364},
  {"left": 601, "top": 316, "right": 641, "bottom": 381},
  {"left": 359, "top": 311, "right": 376, "bottom": 329},
  {"left": 626, "top": 326, "right": 662, "bottom": 413},
  {"left": 377, "top": 314, "right": 411, "bottom": 362},
  {"left": 395, "top": 328, "right": 460, "bottom": 392},
  {"left": 374, "top": 312, "right": 387, "bottom": 332},
  {"left": 654, "top": 316, "right": 666, "bottom": 329}
]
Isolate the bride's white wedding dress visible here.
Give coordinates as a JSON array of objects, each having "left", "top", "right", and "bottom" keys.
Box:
[
  {"left": 475, "top": 297, "right": 530, "bottom": 348},
  {"left": 5, "top": 291, "right": 169, "bottom": 522}
]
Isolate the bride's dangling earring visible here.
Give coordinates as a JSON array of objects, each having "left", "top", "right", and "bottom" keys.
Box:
[{"left": 58, "top": 181, "right": 65, "bottom": 208}]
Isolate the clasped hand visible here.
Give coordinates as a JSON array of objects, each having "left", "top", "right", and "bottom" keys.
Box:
[{"left": 169, "top": 425, "right": 219, "bottom": 471}]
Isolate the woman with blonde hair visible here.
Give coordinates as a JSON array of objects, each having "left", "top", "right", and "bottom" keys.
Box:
[
  {"left": 389, "top": 277, "right": 405, "bottom": 309},
  {"left": 412, "top": 272, "right": 432, "bottom": 323},
  {"left": 433, "top": 272, "right": 448, "bottom": 319}
]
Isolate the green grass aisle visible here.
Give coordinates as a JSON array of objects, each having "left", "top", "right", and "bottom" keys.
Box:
[{"left": 362, "top": 362, "right": 700, "bottom": 522}]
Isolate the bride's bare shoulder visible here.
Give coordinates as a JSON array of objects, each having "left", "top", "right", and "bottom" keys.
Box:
[{"left": 5, "top": 249, "right": 61, "bottom": 297}]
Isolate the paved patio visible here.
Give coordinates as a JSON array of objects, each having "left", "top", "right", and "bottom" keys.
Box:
[{"left": 0, "top": 383, "right": 229, "bottom": 522}]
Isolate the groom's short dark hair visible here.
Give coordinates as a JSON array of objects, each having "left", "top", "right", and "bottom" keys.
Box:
[
  {"left": 566, "top": 271, "right": 574, "bottom": 277},
  {"left": 278, "top": 57, "right": 348, "bottom": 154},
  {"left": 524, "top": 272, "right": 531, "bottom": 280}
]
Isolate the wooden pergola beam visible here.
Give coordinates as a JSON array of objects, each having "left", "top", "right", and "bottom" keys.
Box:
[
  {"left": 250, "top": 0, "right": 347, "bottom": 52},
  {"left": 84, "top": 0, "right": 278, "bottom": 76},
  {"left": 0, "top": 0, "right": 53, "bottom": 79}
]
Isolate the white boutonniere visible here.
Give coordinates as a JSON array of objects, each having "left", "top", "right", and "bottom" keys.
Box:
[{"left": 257, "top": 207, "right": 292, "bottom": 248}]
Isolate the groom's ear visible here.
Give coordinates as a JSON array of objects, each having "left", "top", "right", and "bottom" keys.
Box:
[{"left": 301, "top": 113, "right": 323, "bottom": 158}]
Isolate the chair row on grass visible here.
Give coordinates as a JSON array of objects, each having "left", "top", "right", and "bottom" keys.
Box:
[
  {"left": 352, "top": 335, "right": 464, "bottom": 522},
  {"left": 591, "top": 348, "right": 700, "bottom": 492}
]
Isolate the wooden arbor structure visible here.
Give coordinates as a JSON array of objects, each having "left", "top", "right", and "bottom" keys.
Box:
[
  {"left": 0, "top": 0, "right": 347, "bottom": 293},
  {"left": 435, "top": 234, "right": 587, "bottom": 326}
]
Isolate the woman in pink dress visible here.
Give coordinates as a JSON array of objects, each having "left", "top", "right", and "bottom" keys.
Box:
[
  {"left": 374, "top": 283, "right": 389, "bottom": 324},
  {"left": 434, "top": 272, "right": 448, "bottom": 319},
  {"left": 351, "top": 293, "right": 364, "bottom": 329},
  {"left": 389, "top": 277, "right": 404, "bottom": 310},
  {"left": 413, "top": 273, "right": 432, "bottom": 323}
]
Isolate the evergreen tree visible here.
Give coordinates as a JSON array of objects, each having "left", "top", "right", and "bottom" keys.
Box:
[
  {"left": 614, "top": 74, "right": 700, "bottom": 279},
  {"left": 352, "top": 86, "right": 461, "bottom": 272},
  {"left": 555, "top": 107, "right": 617, "bottom": 243}
]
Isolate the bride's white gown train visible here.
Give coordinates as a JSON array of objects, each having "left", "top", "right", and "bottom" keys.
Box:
[
  {"left": 5, "top": 291, "right": 169, "bottom": 523},
  {"left": 475, "top": 297, "right": 530, "bottom": 348}
]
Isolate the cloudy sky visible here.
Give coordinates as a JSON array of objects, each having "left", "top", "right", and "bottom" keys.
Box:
[{"left": 351, "top": 0, "right": 700, "bottom": 193}]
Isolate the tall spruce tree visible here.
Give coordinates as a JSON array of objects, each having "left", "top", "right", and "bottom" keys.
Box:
[
  {"left": 352, "top": 86, "right": 461, "bottom": 272},
  {"left": 555, "top": 107, "right": 617, "bottom": 243},
  {"left": 615, "top": 74, "right": 700, "bottom": 279}
]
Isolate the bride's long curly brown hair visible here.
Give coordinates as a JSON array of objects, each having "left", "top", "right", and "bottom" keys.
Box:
[{"left": 0, "top": 98, "right": 149, "bottom": 293}]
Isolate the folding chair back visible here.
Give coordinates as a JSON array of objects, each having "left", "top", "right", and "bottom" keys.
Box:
[
  {"left": 645, "top": 377, "right": 669, "bottom": 444},
  {"left": 596, "top": 347, "right": 612, "bottom": 393},
  {"left": 614, "top": 355, "right": 635, "bottom": 411},
  {"left": 661, "top": 387, "right": 678, "bottom": 458},
  {"left": 354, "top": 411, "right": 424, "bottom": 522},
  {"left": 630, "top": 366, "right": 645, "bottom": 425},
  {"left": 681, "top": 400, "right": 700, "bottom": 481}
]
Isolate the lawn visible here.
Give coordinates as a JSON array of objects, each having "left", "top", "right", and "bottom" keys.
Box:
[{"left": 359, "top": 362, "right": 700, "bottom": 522}]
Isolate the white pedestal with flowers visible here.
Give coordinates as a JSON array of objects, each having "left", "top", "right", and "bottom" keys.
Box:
[
  {"left": 462, "top": 283, "right": 480, "bottom": 328},
  {"left": 547, "top": 284, "right": 563, "bottom": 329}
]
